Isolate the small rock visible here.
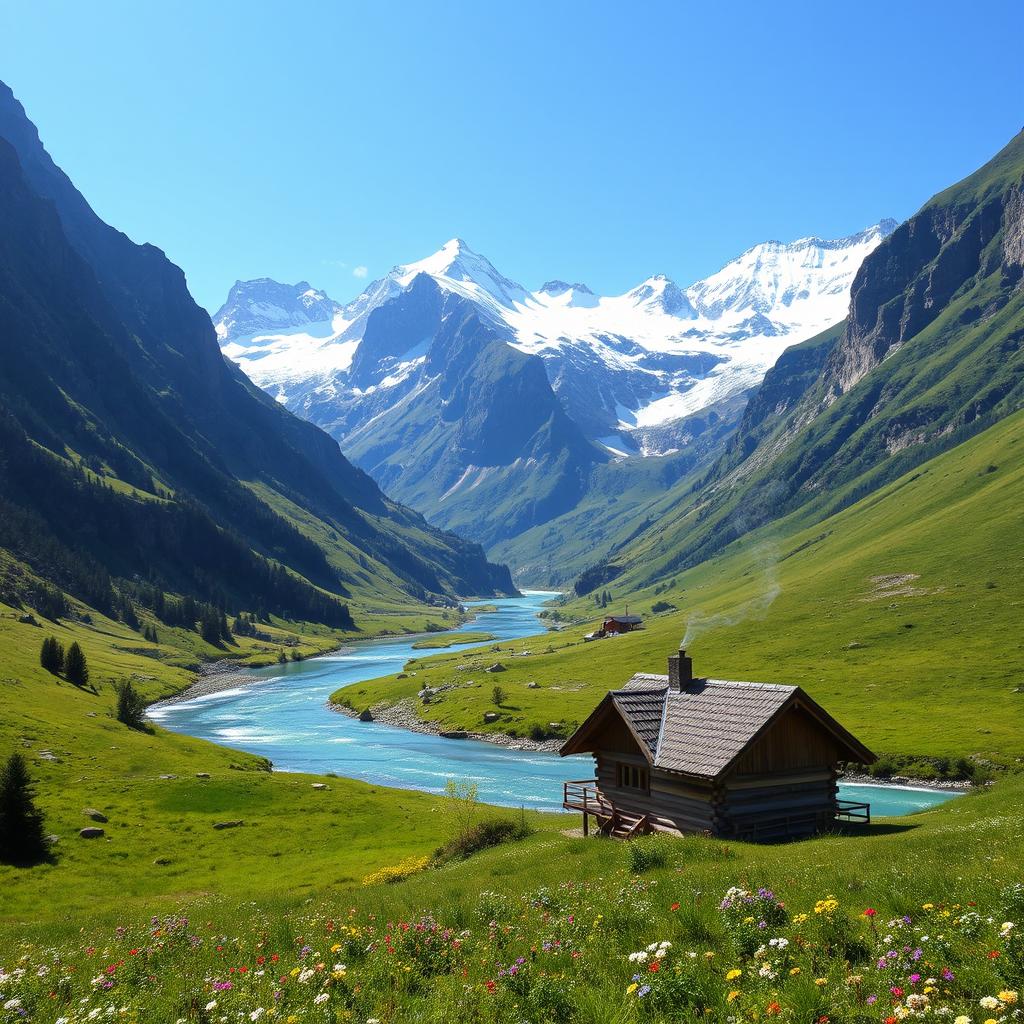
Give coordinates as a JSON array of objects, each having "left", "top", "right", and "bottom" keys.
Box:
[
  {"left": 483, "top": 711, "right": 500, "bottom": 723},
  {"left": 485, "top": 663, "right": 506, "bottom": 673},
  {"left": 311, "top": 783, "right": 328, "bottom": 790},
  {"left": 45, "top": 834, "right": 60, "bottom": 845},
  {"left": 358, "top": 708, "right": 374, "bottom": 722},
  {"left": 153, "top": 857, "right": 172, "bottom": 866},
  {"left": 195, "top": 772, "right": 211, "bottom": 778},
  {"left": 38, "top": 751, "right": 60, "bottom": 762},
  {"left": 159, "top": 774, "right": 177, "bottom": 780},
  {"left": 79, "top": 827, "right": 105, "bottom": 839},
  {"left": 213, "top": 820, "right": 243, "bottom": 830},
  {"left": 527, "top": 681, "right": 540, "bottom": 689},
  {"left": 83, "top": 808, "right": 108, "bottom": 823}
]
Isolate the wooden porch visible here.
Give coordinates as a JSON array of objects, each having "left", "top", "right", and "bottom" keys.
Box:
[
  {"left": 562, "top": 779, "right": 652, "bottom": 838},
  {"left": 563, "top": 780, "right": 871, "bottom": 840}
]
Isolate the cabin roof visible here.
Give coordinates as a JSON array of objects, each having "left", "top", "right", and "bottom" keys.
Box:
[
  {"left": 561, "top": 673, "right": 874, "bottom": 778},
  {"left": 605, "top": 614, "right": 643, "bottom": 624}
]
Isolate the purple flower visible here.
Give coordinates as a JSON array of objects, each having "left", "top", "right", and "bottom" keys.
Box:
[
  {"left": 909, "top": 973, "right": 921, "bottom": 984},
  {"left": 911, "top": 948, "right": 923, "bottom": 962},
  {"left": 637, "top": 984, "right": 651, "bottom": 998},
  {"left": 867, "top": 995, "right": 877, "bottom": 1005},
  {"left": 942, "top": 968, "right": 954, "bottom": 981}
]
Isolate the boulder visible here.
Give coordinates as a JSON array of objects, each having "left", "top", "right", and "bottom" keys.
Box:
[
  {"left": 195, "top": 772, "right": 211, "bottom": 778},
  {"left": 485, "top": 663, "right": 506, "bottom": 673},
  {"left": 153, "top": 857, "right": 172, "bottom": 866},
  {"left": 158, "top": 774, "right": 177, "bottom": 780},
  {"left": 79, "top": 827, "right": 105, "bottom": 839},
  {"left": 527, "top": 681, "right": 540, "bottom": 689},
  {"left": 483, "top": 711, "right": 500, "bottom": 723},
  {"left": 358, "top": 708, "right": 374, "bottom": 722},
  {"left": 213, "top": 820, "right": 243, "bottom": 830},
  {"left": 83, "top": 808, "right": 108, "bottom": 823},
  {"left": 311, "top": 783, "right": 329, "bottom": 790}
]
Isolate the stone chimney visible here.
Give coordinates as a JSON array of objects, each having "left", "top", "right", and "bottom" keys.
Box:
[{"left": 668, "top": 645, "right": 693, "bottom": 691}]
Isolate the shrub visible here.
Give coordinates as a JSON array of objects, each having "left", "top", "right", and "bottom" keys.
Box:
[
  {"left": 651, "top": 600, "right": 677, "bottom": 614},
  {"left": 64, "top": 642, "right": 89, "bottom": 687},
  {"left": 627, "top": 834, "right": 670, "bottom": 873},
  {"left": 0, "top": 753, "right": 50, "bottom": 866},
  {"left": 433, "top": 817, "right": 532, "bottom": 865},
  {"left": 115, "top": 680, "right": 148, "bottom": 730},
  {"left": 491, "top": 685, "right": 505, "bottom": 706}
]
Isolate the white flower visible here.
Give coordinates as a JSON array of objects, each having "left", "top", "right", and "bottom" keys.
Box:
[
  {"left": 768, "top": 937, "right": 789, "bottom": 949},
  {"left": 4, "top": 999, "right": 22, "bottom": 1011},
  {"left": 249, "top": 1011, "right": 265, "bottom": 1022},
  {"left": 314, "top": 992, "right": 329, "bottom": 1005},
  {"left": 979, "top": 995, "right": 1001, "bottom": 1009},
  {"left": 1000, "top": 921, "right": 1015, "bottom": 937},
  {"left": 954, "top": 1016, "right": 972, "bottom": 1024},
  {"left": 205, "top": 1001, "right": 218, "bottom": 1011}
]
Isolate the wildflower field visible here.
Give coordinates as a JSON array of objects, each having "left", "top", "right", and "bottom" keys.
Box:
[{"left": 3, "top": 776, "right": 1024, "bottom": 1024}]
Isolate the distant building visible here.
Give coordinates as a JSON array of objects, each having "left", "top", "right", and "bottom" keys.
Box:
[
  {"left": 601, "top": 613, "right": 643, "bottom": 634},
  {"left": 560, "top": 645, "right": 875, "bottom": 840}
]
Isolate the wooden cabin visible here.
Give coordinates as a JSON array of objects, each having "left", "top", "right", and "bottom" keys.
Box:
[
  {"left": 602, "top": 613, "right": 644, "bottom": 635},
  {"left": 559, "top": 645, "right": 876, "bottom": 840}
]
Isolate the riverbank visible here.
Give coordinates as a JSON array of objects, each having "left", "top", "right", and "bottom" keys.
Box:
[
  {"left": 329, "top": 696, "right": 563, "bottom": 753},
  {"left": 837, "top": 771, "right": 977, "bottom": 792}
]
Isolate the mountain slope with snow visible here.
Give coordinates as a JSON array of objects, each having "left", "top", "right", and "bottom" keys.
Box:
[{"left": 214, "top": 224, "right": 891, "bottom": 553}]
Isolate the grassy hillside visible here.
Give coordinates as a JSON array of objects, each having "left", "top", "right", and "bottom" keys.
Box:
[
  {"left": 340, "top": 408, "right": 1024, "bottom": 765},
  {"left": 3, "top": 769, "right": 1023, "bottom": 1021}
]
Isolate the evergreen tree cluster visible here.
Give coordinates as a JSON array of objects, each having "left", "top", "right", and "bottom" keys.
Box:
[{"left": 39, "top": 636, "right": 64, "bottom": 674}]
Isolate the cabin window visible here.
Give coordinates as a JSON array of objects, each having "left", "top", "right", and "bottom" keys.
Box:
[{"left": 616, "top": 763, "right": 649, "bottom": 791}]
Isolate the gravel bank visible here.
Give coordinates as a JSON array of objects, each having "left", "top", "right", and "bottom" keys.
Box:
[{"left": 329, "top": 697, "right": 563, "bottom": 753}]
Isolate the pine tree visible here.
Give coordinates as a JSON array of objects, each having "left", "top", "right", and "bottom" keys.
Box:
[
  {"left": 115, "top": 680, "right": 147, "bottom": 730},
  {"left": 0, "top": 753, "right": 49, "bottom": 865},
  {"left": 64, "top": 642, "right": 89, "bottom": 687},
  {"left": 39, "top": 636, "right": 65, "bottom": 674}
]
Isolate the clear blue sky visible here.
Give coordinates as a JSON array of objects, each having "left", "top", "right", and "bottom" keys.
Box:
[{"left": 2, "top": 1, "right": 1022, "bottom": 313}]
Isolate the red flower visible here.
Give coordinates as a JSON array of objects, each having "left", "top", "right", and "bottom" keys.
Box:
[
  {"left": 670, "top": 902, "right": 680, "bottom": 912},
  {"left": 485, "top": 980, "right": 496, "bottom": 993},
  {"left": 988, "top": 950, "right": 1001, "bottom": 959},
  {"left": 863, "top": 908, "right": 877, "bottom": 917},
  {"left": 648, "top": 961, "right": 660, "bottom": 973}
]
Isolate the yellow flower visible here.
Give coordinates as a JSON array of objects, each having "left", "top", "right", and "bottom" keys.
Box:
[
  {"left": 704, "top": 951, "right": 716, "bottom": 959},
  {"left": 922, "top": 903, "right": 934, "bottom": 911},
  {"left": 331, "top": 943, "right": 342, "bottom": 952},
  {"left": 290, "top": 967, "right": 300, "bottom": 977},
  {"left": 726, "top": 969, "right": 743, "bottom": 980},
  {"left": 792, "top": 913, "right": 809, "bottom": 925},
  {"left": 789, "top": 967, "right": 801, "bottom": 976},
  {"left": 727, "top": 990, "right": 740, "bottom": 1003},
  {"left": 815, "top": 977, "right": 828, "bottom": 987},
  {"left": 743, "top": 916, "right": 755, "bottom": 925},
  {"left": 627, "top": 983, "right": 638, "bottom": 994},
  {"left": 999, "top": 990, "right": 1018, "bottom": 1005}
]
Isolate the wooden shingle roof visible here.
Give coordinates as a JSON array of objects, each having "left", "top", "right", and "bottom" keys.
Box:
[{"left": 561, "top": 672, "right": 874, "bottom": 778}]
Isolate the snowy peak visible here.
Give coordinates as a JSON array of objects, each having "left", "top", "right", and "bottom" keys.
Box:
[
  {"left": 395, "top": 238, "right": 528, "bottom": 310},
  {"left": 214, "top": 278, "right": 341, "bottom": 340},
  {"left": 686, "top": 220, "right": 896, "bottom": 322},
  {"left": 624, "top": 274, "right": 697, "bottom": 319}
]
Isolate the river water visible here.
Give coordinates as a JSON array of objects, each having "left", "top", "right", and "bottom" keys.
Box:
[{"left": 150, "top": 591, "right": 960, "bottom": 817}]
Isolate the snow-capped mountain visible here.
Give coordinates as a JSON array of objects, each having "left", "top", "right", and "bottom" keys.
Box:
[
  {"left": 214, "top": 278, "right": 341, "bottom": 341},
  {"left": 214, "top": 223, "right": 892, "bottom": 546}
]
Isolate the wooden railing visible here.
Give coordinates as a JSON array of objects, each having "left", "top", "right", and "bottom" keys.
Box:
[
  {"left": 563, "top": 779, "right": 613, "bottom": 816},
  {"left": 835, "top": 799, "right": 871, "bottom": 824}
]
